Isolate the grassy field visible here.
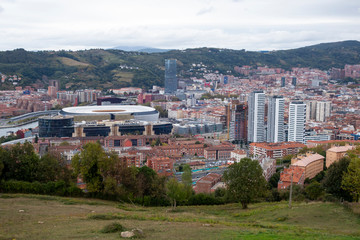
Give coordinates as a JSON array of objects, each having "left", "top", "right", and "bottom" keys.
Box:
[{"left": 0, "top": 194, "right": 359, "bottom": 240}]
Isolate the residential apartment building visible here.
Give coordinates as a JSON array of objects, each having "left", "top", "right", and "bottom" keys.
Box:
[
  {"left": 247, "top": 91, "right": 265, "bottom": 143},
  {"left": 230, "top": 149, "right": 247, "bottom": 163},
  {"left": 194, "top": 173, "right": 222, "bottom": 194},
  {"left": 204, "top": 144, "right": 235, "bottom": 161},
  {"left": 326, "top": 145, "right": 354, "bottom": 168},
  {"left": 249, "top": 142, "right": 306, "bottom": 159},
  {"left": 278, "top": 166, "right": 306, "bottom": 190},
  {"left": 267, "top": 96, "right": 285, "bottom": 143},
  {"left": 291, "top": 153, "right": 324, "bottom": 179},
  {"left": 288, "top": 101, "right": 306, "bottom": 143}
]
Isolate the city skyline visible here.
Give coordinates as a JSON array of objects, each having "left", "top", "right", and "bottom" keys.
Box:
[{"left": 0, "top": 0, "right": 359, "bottom": 51}]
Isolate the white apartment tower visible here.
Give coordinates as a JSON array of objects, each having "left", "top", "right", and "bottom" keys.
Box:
[
  {"left": 288, "top": 101, "right": 306, "bottom": 143},
  {"left": 316, "top": 101, "right": 331, "bottom": 122},
  {"left": 247, "top": 91, "right": 265, "bottom": 143},
  {"left": 267, "top": 96, "right": 285, "bottom": 143}
]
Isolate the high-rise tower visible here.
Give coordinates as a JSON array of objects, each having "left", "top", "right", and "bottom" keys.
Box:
[
  {"left": 281, "top": 77, "right": 286, "bottom": 87},
  {"left": 288, "top": 101, "right": 306, "bottom": 143},
  {"left": 247, "top": 91, "right": 265, "bottom": 143},
  {"left": 230, "top": 104, "right": 248, "bottom": 144},
  {"left": 267, "top": 96, "right": 285, "bottom": 143},
  {"left": 164, "top": 59, "right": 177, "bottom": 94}
]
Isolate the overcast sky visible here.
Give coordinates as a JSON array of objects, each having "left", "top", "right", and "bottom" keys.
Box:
[{"left": 0, "top": 0, "right": 360, "bottom": 51}]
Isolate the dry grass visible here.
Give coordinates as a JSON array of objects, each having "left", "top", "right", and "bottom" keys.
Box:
[
  {"left": 0, "top": 194, "right": 359, "bottom": 240},
  {"left": 58, "top": 57, "right": 90, "bottom": 67}
]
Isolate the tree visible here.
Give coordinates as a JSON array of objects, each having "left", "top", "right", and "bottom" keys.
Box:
[
  {"left": 223, "top": 158, "right": 267, "bottom": 209},
  {"left": 166, "top": 178, "right": 186, "bottom": 209},
  {"left": 154, "top": 106, "right": 168, "bottom": 118},
  {"left": 37, "top": 153, "right": 72, "bottom": 183},
  {"left": 72, "top": 142, "right": 106, "bottom": 193},
  {"left": 322, "top": 157, "right": 351, "bottom": 200},
  {"left": 181, "top": 164, "right": 192, "bottom": 187},
  {"left": 305, "top": 181, "right": 324, "bottom": 200},
  {"left": 0, "top": 152, "right": 4, "bottom": 177},
  {"left": 181, "top": 164, "right": 193, "bottom": 200},
  {"left": 268, "top": 172, "right": 280, "bottom": 189},
  {"left": 342, "top": 157, "right": 360, "bottom": 202},
  {"left": 3, "top": 142, "right": 40, "bottom": 182},
  {"left": 136, "top": 166, "right": 157, "bottom": 204}
]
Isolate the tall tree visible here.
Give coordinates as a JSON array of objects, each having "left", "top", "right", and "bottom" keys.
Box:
[
  {"left": 136, "top": 166, "right": 157, "bottom": 203},
  {"left": 0, "top": 148, "right": 4, "bottom": 177},
  {"left": 166, "top": 178, "right": 186, "bottom": 209},
  {"left": 342, "top": 157, "right": 360, "bottom": 202},
  {"left": 3, "top": 142, "right": 40, "bottom": 182},
  {"left": 223, "top": 158, "right": 267, "bottom": 209},
  {"left": 322, "top": 157, "right": 351, "bottom": 200},
  {"left": 72, "top": 142, "right": 106, "bottom": 193},
  {"left": 181, "top": 164, "right": 193, "bottom": 200},
  {"left": 181, "top": 164, "right": 192, "bottom": 187}
]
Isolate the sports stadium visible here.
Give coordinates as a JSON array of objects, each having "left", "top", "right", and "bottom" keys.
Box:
[{"left": 59, "top": 105, "right": 159, "bottom": 122}]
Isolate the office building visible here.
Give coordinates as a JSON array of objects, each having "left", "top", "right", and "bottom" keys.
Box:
[
  {"left": 281, "top": 77, "right": 286, "bottom": 87},
  {"left": 267, "top": 96, "right": 285, "bottom": 143},
  {"left": 247, "top": 91, "right": 265, "bottom": 143},
  {"left": 164, "top": 59, "right": 177, "bottom": 93},
  {"left": 288, "top": 101, "right": 306, "bottom": 143}
]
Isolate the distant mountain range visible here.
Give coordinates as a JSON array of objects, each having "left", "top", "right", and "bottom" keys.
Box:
[
  {"left": 111, "top": 46, "right": 174, "bottom": 53},
  {"left": 0, "top": 40, "right": 359, "bottom": 91}
]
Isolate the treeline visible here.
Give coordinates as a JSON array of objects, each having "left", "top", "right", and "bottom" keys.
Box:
[{"left": 0, "top": 142, "right": 359, "bottom": 207}]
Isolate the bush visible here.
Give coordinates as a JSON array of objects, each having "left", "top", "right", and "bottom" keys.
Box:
[
  {"left": 100, "top": 222, "right": 125, "bottom": 233},
  {"left": 188, "top": 193, "right": 223, "bottom": 205},
  {"left": 0, "top": 180, "right": 83, "bottom": 197},
  {"left": 305, "top": 181, "right": 324, "bottom": 200}
]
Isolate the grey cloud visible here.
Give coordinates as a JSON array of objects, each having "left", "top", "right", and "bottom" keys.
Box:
[
  {"left": 0, "top": 6, "right": 4, "bottom": 13},
  {"left": 197, "top": 7, "right": 213, "bottom": 15}
]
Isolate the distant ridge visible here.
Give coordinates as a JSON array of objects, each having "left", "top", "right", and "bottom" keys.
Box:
[
  {"left": 111, "top": 46, "right": 174, "bottom": 53},
  {"left": 1, "top": 40, "right": 360, "bottom": 91}
]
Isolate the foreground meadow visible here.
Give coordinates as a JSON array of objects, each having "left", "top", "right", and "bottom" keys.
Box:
[{"left": 0, "top": 194, "right": 359, "bottom": 240}]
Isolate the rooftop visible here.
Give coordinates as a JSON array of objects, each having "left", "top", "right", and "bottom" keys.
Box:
[
  {"left": 327, "top": 145, "right": 354, "bottom": 153},
  {"left": 250, "top": 142, "right": 306, "bottom": 150},
  {"left": 292, "top": 153, "right": 324, "bottom": 167}
]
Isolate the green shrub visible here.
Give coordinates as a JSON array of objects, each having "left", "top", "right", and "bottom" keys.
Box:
[{"left": 100, "top": 222, "right": 125, "bottom": 233}]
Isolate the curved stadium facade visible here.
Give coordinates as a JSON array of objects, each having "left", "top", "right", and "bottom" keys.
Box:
[
  {"left": 60, "top": 105, "right": 159, "bottom": 122},
  {"left": 38, "top": 105, "right": 173, "bottom": 138}
]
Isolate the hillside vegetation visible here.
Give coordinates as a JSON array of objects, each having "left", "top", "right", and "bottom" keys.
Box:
[
  {"left": 0, "top": 40, "right": 360, "bottom": 90},
  {"left": 0, "top": 194, "right": 359, "bottom": 240}
]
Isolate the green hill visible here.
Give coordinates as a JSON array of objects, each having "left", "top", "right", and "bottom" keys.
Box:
[
  {"left": 1, "top": 194, "right": 359, "bottom": 240},
  {"left": 1, "top": 40, "right": 360, "bottom": 91}
]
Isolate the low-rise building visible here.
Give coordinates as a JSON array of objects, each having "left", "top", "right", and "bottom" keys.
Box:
[
  {"left": 326, "top": 145, "right": 354, "bottom": 168},
  {"left": 278, "top": 166, "right": 305, "bottom": 190},
  {"left": 147, "top": 156, "right": 174, "bottom": 176},
  {"left": 250, "top": 142, "right": 306, "bottom": 159},
  {"left": 194, "top": 173, "right": 222, "bottom": 194},
  {"left": 230, "top": 149, "right": 247, "bottom": 163},
  {"left": 204, "top": 144, "right": 235, "bottom": 161},
  {"left": 291, "top": 153, "right": 324, "bottom": 180}
]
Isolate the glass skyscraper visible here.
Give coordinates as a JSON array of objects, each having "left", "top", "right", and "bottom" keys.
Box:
[{"left": 165, "top": 59, "right": 177, "bottom": 93}]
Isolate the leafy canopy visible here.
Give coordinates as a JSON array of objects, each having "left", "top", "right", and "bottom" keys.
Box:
[{"left": 223, "top": 158, "right": 267, "bottom": 209}]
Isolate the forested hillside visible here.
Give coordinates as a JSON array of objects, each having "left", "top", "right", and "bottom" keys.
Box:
[{"left": 0, "top": 40, "right": 360, "bottom": 90}]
